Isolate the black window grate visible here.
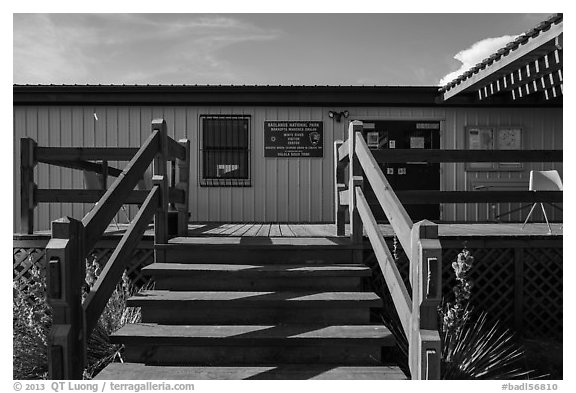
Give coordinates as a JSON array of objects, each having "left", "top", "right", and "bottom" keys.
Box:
[{"left": 199, "top": 115, "right": 251, "bottom": 187}]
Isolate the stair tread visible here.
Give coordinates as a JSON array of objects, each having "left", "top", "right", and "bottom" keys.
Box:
[
  {"left": 128, "top": 290, "right": 382, "bottom": 306},
  {"left": 163, "top": 236, "right": 359, "bottom": 248},
  {"left": 143, "top": 262, "right": 371, "bottom": 277},
  {"left": 95, "top": 362, "right": 407, "bottom": 380},
  {"left": 111, "top": 323, "right": 394, "bottom": 344}
]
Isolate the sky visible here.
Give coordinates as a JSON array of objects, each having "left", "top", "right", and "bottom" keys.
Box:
[{"left": 13, "top": 13, "right": 552, "bottom": 87}]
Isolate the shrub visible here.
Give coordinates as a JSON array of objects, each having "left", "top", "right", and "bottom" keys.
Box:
[{"left": 13, "top": 254, "right": 145, "bottom": 380}]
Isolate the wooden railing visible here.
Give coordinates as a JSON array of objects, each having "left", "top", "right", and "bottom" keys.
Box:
[
  {"left": 333, "top": 120, "right": 562, "bottom": 379},
  {"left": 20, "top": 129, "right": 190, "bottom": 235},
  {"left": 42, "top": 119, "right": 190, "bottom": 379}
]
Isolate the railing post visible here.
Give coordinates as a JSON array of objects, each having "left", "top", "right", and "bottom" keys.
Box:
[
  {"left": 176, "top": 139, "right": 191, "bottom": 236},
  {"left": 45, "top": 217, "right": 86, "bottom": 379},
  {"left": 334, "top": 140, "right": 346, "bottom": 236},
  {"left": 349, "top": 121, "right": 364, "bottom": 262},
  {"left": 21, "top": 137, "right": 37, "bottom": 234},
  {"left": 152, "top": 119, "right": 169, "bottom": 262},
  {"left": 409, "top": 220, "right": 442, "bottom": 379}
]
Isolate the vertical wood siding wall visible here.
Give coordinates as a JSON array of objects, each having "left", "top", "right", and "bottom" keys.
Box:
[{"left": 13, "top": 105, "right": 562, "bottom": 231}]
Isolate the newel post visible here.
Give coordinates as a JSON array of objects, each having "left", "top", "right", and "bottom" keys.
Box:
[
  {"left": 409, "top": 220, "right": 442, "bottom": 379},
  {"left": 176, "top": 139, "right": 191, "bottom": 236},
  {"left": 152, "top": 119, "right": 169, "bottom": 262},
  {"left": 348, "top": 121, "right": 364, "bottom": 262},
  {"left": 333, "top": 140, "right": 346, "bottom": 236},
  {"left": 46, "top": 217, "right": 86, "bottom": 379},
  {"left": 21, "top": 137, "right": 38, "bottom": 234}
]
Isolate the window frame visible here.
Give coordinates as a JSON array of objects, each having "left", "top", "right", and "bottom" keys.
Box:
[{"left": 198, "top": 114, "right": 252, "bottom": 187}]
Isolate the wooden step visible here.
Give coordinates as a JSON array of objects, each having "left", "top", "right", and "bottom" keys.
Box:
[
  {"left": 144, "top": 263, "right": 371, "bottom": 277},
  {"left": 130, "top": 290, "right": 381, "bottom": 324},
  {"left": 129, "top": 290, "right": 382, "bottom": 307},
  {"left": 144, "top": 263, "right": 370, "bottom": 291},
  {"left": 158, "top": 237, "right": 361, "bottom": 264},
  {"left": 95, "top": 362, "right": 407, "bottom": 380},
  {"left": 112, "top": 323, "right": 394, "bottom": 345},
  {"left": 111, "top": 323, "right": 394, "bottom": 365}
]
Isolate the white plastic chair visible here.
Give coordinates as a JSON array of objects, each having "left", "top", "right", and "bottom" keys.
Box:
[{"left": 522, "top": 170, "right": 563, "bottom": 232}]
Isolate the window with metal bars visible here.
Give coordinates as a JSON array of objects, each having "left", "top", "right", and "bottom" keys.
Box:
[{"left": 199, "top": 115, "right": 251, "bottom": 187}]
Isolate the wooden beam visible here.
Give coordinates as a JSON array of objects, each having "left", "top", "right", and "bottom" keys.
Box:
[
  {"left": 153, "top": 119, "right": 169, "bottom": 258},
  {"left": 83, "top": 186, "right": 159, "bottom": 337},
  {"left": 355, "top": 135, "right": 413, "bottom": 253},
  {"left": 362, "top": 190, "right": 562, "bottom": 204},
  {"left": 334, "top": 140, "right": 346, "bottom": 236},
  {"left": 39, "top": 159, "right": 123, "bottom": 177},
  {"left": 409, "top": 220, "right": 442, "bottom": 380},
  {"left": 356, "top": 187, "right": 412, "bottom": 337},
  {"left": 442, "top": 22, "right": 562, "bottom": 101},
  {"left": 20, "top": 138, "right": 37, "bottom": 234},
  {"left": 45, "top": 217, "right": 85, "bottom": 379},
  {"left": 82, "top": 130, "right": 159, "bottom": 252},
  {"left": 370, "top": 149, "right": 562, "bottom": 163},
  {"left": 175, "top": 139, "right": 191, "bottom": 236},
  {"left": 167, "top": 137, "right": 187, "bottom": 161},
  {"left": 339, "top": 189, "right": 349, "bottom": 205},
  {"left": 37, "top": 147, "right": 139, "bottom": 161},
  {"left": 349, "top": 121, "right": 364, "bottom": 248},
  {"left": 338, "top": 139, "right": 349, "bottom": 163},
  {"left": 404, "top": 190, "right": 561, "bottom": 204},
  {"left": 35, "top": 188, "right": 185, "bottom": 204}
]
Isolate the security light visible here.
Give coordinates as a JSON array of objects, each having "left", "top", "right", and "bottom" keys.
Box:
[{"left": 328, "top": 110, "right": 350, "bottom": 122}]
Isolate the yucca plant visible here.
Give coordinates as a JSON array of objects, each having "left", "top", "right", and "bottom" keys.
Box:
[
  {"left": 369, "top": 244, "right": 533, "bottom": 379},
  {"left": 439, "top": 249, "right": 532, "bottom": 379},
  {"left": 441, "top": 309, "right": 530, "bottom": 379}
]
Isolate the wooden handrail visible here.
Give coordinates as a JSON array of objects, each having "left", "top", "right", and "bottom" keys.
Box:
[
  {"left": 334, "top": 140, "right": 346, "bottom": 236},
  {"left": 83, "top": 186, "right": 160, "bottom": 336},
  {"left": 44, "top": 119, "right": 191, "bottom": 379},
  {"left": 37, "top": 146, "right": 139, "bottom": 161},
  {"left": 356, "top": 187, "right": 412, "bottom": 336},
  {"left": 335, "top": 120, "right": 563, "bottom": 379},
  {"left": 82, "top": 130, "right": 159, "bottom": 252},
  {"left": 370, "top": 149, "right": 562, "bottom": 163},
  {"left": 336, "top": 121, "right": 443, "bottom": 379},
  {"left": 341, "top": 190, "right": 563, "bottom": 205},
  {"left": 39, "top": 159, "right": 123, "bottom": 177},
  {"left": 354, "top": 133, "right": 413, "bottom": 253},
  {"left": 167, "top": 137, "right": 187, "bottom": 160},
  {"left": 36, "top": 188, "right": 185, "bottom": 204},
  {"left": 338, "top": 139, "right": 349, "bottom": 162}
]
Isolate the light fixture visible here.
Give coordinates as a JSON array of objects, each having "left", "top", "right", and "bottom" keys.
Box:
[{"left": 328, "top": 110, "right": 350, "bottom": 122}]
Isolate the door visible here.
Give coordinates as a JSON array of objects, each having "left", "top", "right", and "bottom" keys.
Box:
[{"left": 361, "top": 120, "right": 440, "bottom": 222}]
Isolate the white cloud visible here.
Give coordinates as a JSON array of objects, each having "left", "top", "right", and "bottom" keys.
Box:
[
  {"left": 13, "top": 14, "right": 280, "bottom": 84},
  {"left": 438, "top": 35, "right": 518, "bottom": 87}
]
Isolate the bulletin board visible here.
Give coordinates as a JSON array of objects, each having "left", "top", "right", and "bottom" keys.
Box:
[
  {"left": 465, "top": 126, "right": 523, "bottom": 171},
  {"left": 496, "top": 128, "right": 523, "bottom": 170},
  {"left": 466, "top": 127, "right": 494, "bottom": 170}
]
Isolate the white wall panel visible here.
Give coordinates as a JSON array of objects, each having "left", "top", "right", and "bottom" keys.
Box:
[{"left": 13, "top": 105, "right": 562, "bottom": 231}]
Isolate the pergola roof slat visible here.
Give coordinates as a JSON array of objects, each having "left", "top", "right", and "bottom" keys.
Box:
[{"left": 440, "top": 14, "right": 563, "bottom": 103}]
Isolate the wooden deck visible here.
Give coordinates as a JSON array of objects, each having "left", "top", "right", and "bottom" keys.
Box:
[{"left": 15, "top": 222, "right": 562, "bottom": 241}]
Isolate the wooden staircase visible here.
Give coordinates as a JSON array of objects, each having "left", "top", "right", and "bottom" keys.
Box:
[{"left": 96, "top": 237, "right": 407, "bottom": 380}]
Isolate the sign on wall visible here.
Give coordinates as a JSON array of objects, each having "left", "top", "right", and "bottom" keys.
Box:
[{"left": 264, "top": 121, "right": 323, "bottom": 157}]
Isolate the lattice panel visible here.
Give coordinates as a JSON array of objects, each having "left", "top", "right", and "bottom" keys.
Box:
[
  {"left": 466, "top": 248, "right": 516, "bottom": 326},
  {"left": 13, "top": 246, "right": 154, "bottom": 300},
  {"left": 364, "top": 241, "right": 561, "bottom": 339},
  {"left": 13, "top": 247, "right": 46, "bottom": 288},
  {"left": 88, "top": 248, "right": 154, "bottom": 288},
  {"left": 522, "top": 248, "right": 563, "bottom": 339}
]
